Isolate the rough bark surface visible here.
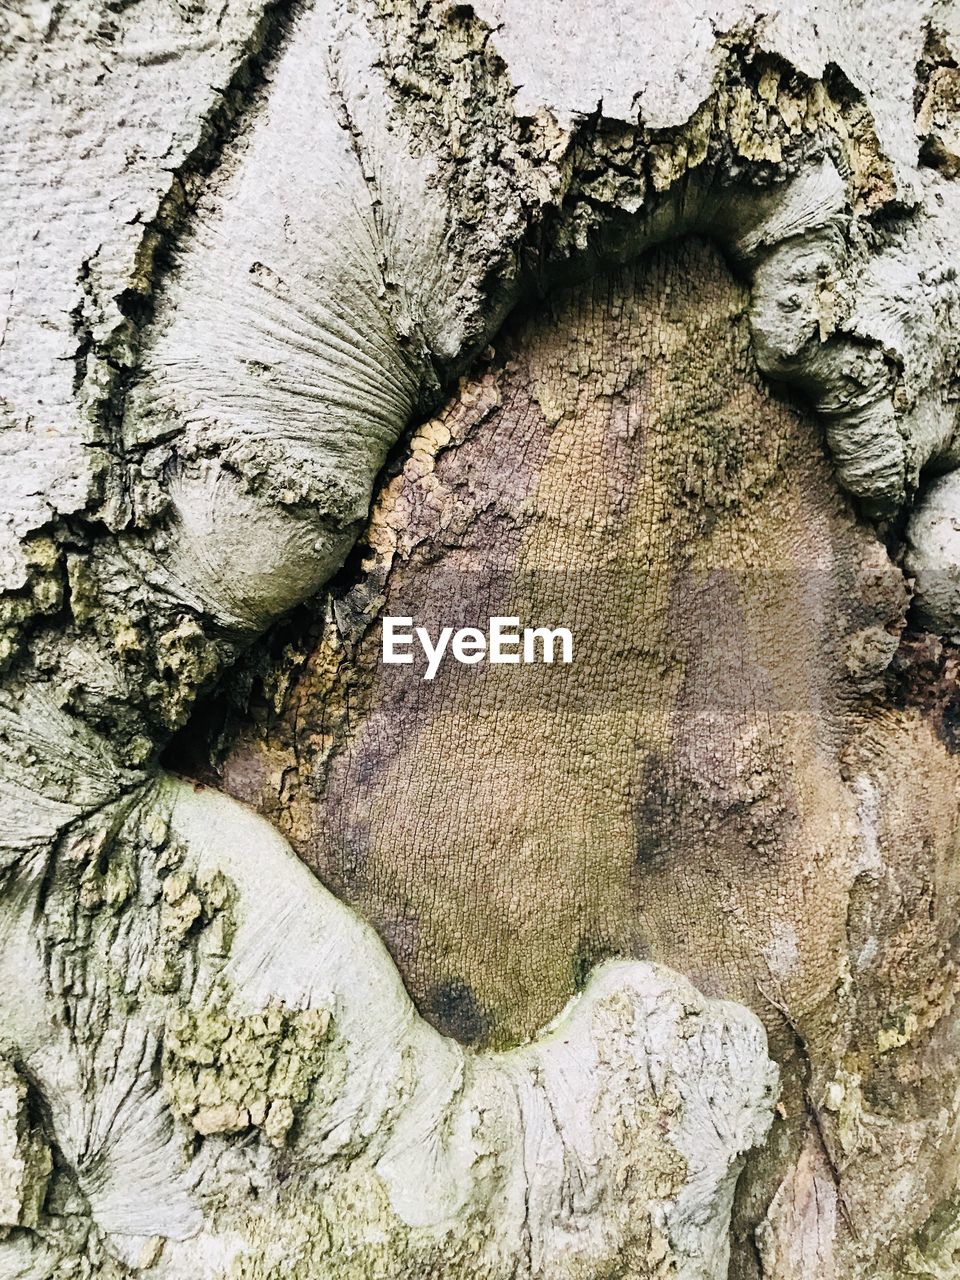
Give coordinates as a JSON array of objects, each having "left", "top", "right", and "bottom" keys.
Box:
[
  {"left": 188, "top": 236, "right": 960, "bottom": 1280},
  {"left": 4, "top": 1, "right": 960, "bottom": 1278}
]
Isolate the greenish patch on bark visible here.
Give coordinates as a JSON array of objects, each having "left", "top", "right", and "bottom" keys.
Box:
[{"left": 164, "top": 993, "right": 332, "bottom": 1147}]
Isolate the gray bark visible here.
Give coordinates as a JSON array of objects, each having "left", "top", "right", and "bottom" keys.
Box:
[{"left": 2, "top": 2, "right": 960, "bottom": 1277}]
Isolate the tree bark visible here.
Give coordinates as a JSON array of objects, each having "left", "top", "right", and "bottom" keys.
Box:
[{"left": 3, "top": 2, "right": 960, "bottom": 1278}]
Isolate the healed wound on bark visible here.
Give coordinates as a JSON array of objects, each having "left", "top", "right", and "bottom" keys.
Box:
[
  {"left": 201, "top": 239, "right": 904, "bottom": 1049},
  {"left": 187, "top": 238, "right": 960, "bottom": 1277}
]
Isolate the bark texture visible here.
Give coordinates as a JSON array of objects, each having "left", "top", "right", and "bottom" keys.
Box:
[{"left": 4, "top": 1, "right": 960, "bottom": 1277}]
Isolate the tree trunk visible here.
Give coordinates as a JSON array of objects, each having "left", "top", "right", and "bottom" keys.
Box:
[{"left": 3, "top": 2, "right": 960, "bottom": 1278}]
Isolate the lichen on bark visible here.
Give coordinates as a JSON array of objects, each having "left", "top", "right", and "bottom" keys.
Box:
[{"left": 163, "top": 996, "right": 332, "bottom": 1146}]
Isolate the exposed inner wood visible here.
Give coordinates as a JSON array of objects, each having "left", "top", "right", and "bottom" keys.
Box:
[
  {"left": 190, "top": 241, "right": 950, "bottom": 1122},
  {"left": 172, "top": 238, "right": 960, "bottom": 1274}
]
